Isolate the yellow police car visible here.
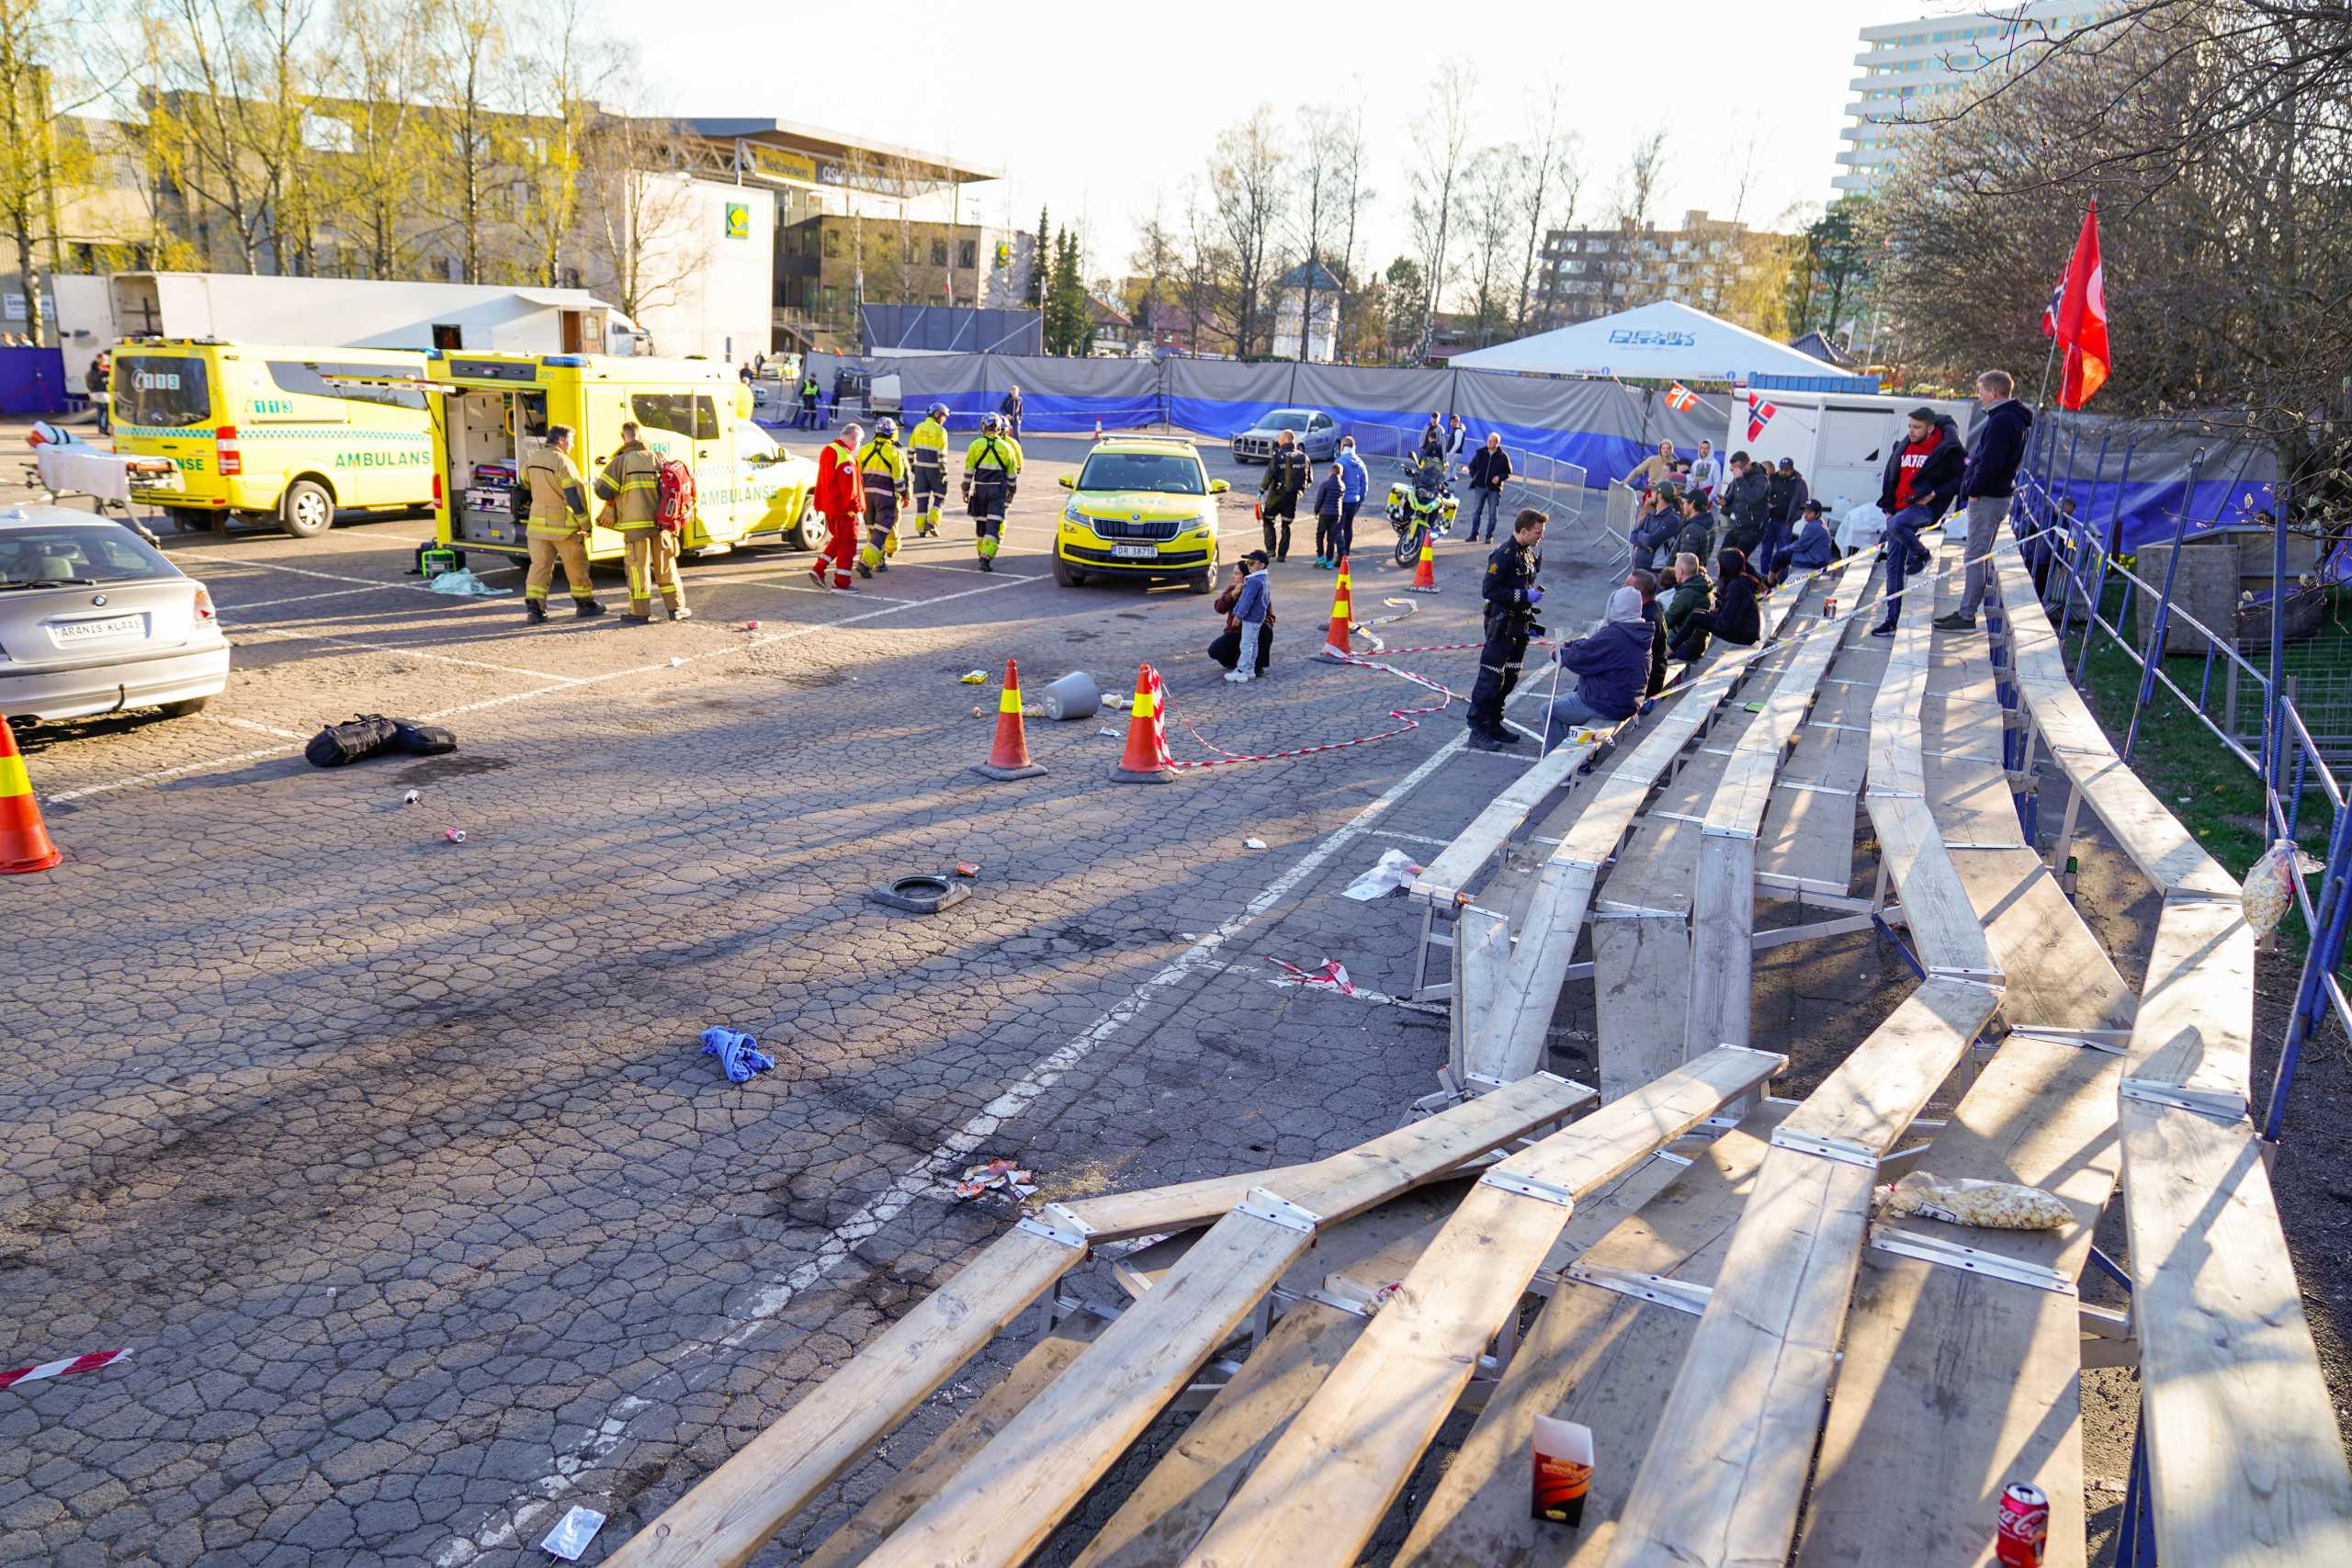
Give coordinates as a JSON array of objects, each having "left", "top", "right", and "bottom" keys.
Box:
[{"left": 1053, "top": 436, "right": 1230, "bottom": 593}]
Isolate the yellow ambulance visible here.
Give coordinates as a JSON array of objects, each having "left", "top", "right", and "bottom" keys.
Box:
[
  {"left": 110, "top": 340, "right": 435, "bottom": 538},
  {"left": 425, "top": 352, "right": 820, "bottom": 566}
]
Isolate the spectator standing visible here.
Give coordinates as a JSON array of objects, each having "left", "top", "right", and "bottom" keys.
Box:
[
  {"left": 1309, "top": 462, "right": 1344, "bottom": 569},
  {"left": 1688, "top": 439, "right": 1720, "bottom": 501},
  {"left": 1444, "top": 414, "right": 1468, "bottom": 469},
  {"left": 828, "top": 369, "right": 847, "bottom": 422},
  {"left": 1418, "top": 412, "right": 1446, "bottom": 464},
  {"left": 1663, "top": 550, "right": 1713, "bottom": 660},
  {"left": 999, "top": 384, "right": 1024, "bottom": 442},
  {"left": 1673, "top": 491, "right": 1713, "bottom": 565},
  {"left": 1868, "top": 406, "right": 1968, "bottom": 635},
  {"left": 1717, "top": 451, "right": 1771, "bottom": 555},
  {"left": 1672, "top": 547, "right": 1763, "bottom": 659},
  {"left": 1210, "top": 553, "right": 1275, "bottom": 680},
  {"left": 1335, "top": 435, "right": 1369, "bottom": 563},
  {"left": 797, "top": 372, "right": 820, "bottom": 429},
  {"left": 86, "top": 351, "right": 110, "bottom": 436},
  {"left": 1936, "top": 368, "right": 2032, "bottom": 630},
  {"left": 1466, "top": 507, "right": 1549, "bottom": 749},
  {"left": 1258, "top": 429, "right": 1310, "bottom": 562},
  {"left": 1626, "top": 439, "right": 1678, "bottom": 491},
  {"left": 1758, "top": 457, "right": 1809, "bottom": 576},
  {"left": 1542, "top": 586, "right": 1654, "bottom": 751},
  {"left": 1464, "top": 433, "right": 1512, "bottom": 542},
  {"left": 739, "top": 361, "right": 754, "bottom": 384}
]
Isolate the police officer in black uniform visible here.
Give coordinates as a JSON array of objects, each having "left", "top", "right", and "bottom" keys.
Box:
[{"left": 1467, "top": 507, "right": 1549, "bottom": 748}]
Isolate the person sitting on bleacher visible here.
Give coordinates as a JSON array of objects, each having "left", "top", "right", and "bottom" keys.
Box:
[{"left": 1541, "top": 586, "right": 1654, "bottom": 753}]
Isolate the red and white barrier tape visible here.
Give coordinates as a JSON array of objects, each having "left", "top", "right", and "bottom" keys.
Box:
[{"left": 2, "top": 1348, "right": 130, "bottom": 1391}]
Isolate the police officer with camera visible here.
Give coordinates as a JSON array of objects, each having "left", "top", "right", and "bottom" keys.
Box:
[{"left": 1466, "top": 507, "right": 1549, "bottom": 749}]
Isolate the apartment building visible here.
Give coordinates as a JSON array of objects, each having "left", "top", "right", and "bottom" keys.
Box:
[{"left": 1532, "top": 210, "right": 1791, "bottom": 329}]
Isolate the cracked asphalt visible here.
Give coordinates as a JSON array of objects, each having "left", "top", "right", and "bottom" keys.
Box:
[{"left": 0, "top": 426, "right": 1640, "bottom": 1566}]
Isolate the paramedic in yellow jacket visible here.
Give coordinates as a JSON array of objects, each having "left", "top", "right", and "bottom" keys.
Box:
[
  {"left": 854, "top": 417, "right": 912, "bottom": 577},
  {"left": 907, "top": 403, "right": 951, "bottom": 537},
  {"left": 594, "top": 420, "right": 691, "bottom": 623},
  {"left": 962, "top": 412, "right": 1023, "bottom": 572},
  {"left": 520, "top": 425, "right": 606, "bottom": 625}
]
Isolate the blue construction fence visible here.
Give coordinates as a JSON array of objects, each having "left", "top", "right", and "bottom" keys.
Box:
[
  {"left": 795, "top": 351, "right": 1723, "bottom": 489},
  {"left": 2013, "top": 410, "right": 2278, "bottom": 553},
  {"left": 0, "top": 346, "right": 65, "bottom": 414}
]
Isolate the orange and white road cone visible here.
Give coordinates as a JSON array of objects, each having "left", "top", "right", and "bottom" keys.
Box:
[
  {"left": 1406, "top": 530, "right": 1439, "bottom": 593},
  {"left": 0, "top": 716, "right": 61, "bottom": 874},
  {"left": 1318, "top": 555, "right": 1356, "bottom": 660},
  {"left": 1109, "top": 663, "right": 1177, "bottom": 783},
  {"left": 974, "top": 657, "right": 1047, "bottom": 781}
]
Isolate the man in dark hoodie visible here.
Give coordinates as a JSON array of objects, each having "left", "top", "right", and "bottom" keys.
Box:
[
  {"left": 1783, "top": 499, "right": 1836, "bottom": 579},
  {"left": 1257, "top": 428, "right": 1311, "bottom": 562},
  {"left": 1759, "top": 457, "right": 1809, "bottom": 576},
  {"left": 1662, "top": 549, "right": 1713, "bottom": 660},
  {"left": 1717, "top": 451, "right": 1771, "bottom": 556},
  {"left": 1542, "top": 585, "right": 1654, "bottom": 752},
  {"left": 1935, "top": 368, "right": 2032, "bottom": 631},
  {"left": 1869, "top": 406, "right": 1968, "bottom": 636}
]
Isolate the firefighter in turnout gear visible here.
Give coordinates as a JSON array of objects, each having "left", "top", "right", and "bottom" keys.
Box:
[
  {"left": 855, "top": 417, "right": 911, "bottom": 576},
  {"left": 594, "top": 420, "right": 690, "bottom": 622},
  {"left": 1466, "top": 507, "right": 1550, "bottom": 749},
  {"left": 962, "top": 412, "right": 1023, "bottom": 572},
  {"left": 812, "top": 423, "right": 865, "bottom": 591},
  {"left": 520, "top": 425, "right": 605, "bottom": 623},
  {"left": 908, "top": 403, "right": 951, "bottom": 536}
]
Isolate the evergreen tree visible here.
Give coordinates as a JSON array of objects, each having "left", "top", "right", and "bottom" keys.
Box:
[
  {"left": 1045, "top": 227, "right": 1091, "bottom": 355},
  {"left": 1026, "top": 205, "right": 1049, "bottom": 308}
]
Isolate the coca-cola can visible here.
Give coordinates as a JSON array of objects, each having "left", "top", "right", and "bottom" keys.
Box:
[
  {"left": 1995, "top": 1481, "right": 2049, "bottom": 1567},
  {"left": 1823, "top": 596, "right": 1839, "bottom": 621}
]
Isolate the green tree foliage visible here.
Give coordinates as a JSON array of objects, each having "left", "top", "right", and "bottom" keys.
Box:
[{"left": 1043, "top": 226, "right": 1091, "bottom": 356}]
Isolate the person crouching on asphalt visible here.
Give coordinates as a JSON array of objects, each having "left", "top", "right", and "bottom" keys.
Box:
[
  {"left": 812, "top": 422, "right": 865, "bottom": 592},
  {"left": 1466, "top": 507, "right": 1549, "bottom": 750},
  {"left": 855, "top": 416, "right": 910, "bottom": 577},
  {"left": 1210, "top": 551, "right": 1275, "bottom": 681},
  {"left": 521, "top": 423, "right": 606, "bottom": 624},
  {"left": 1542, "top": 585, "right": 1654, "bottom": 753},
  {"left": 1310, "top": 462, "right": 1344, "bottom": 570}
]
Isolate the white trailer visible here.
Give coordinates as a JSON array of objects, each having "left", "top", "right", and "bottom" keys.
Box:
[
  {"left": 106, "top": 273, "right": 635, "bottom": 358},
  {"left": 1725, "top": 387, "right": 1975, "bottom": 516}
]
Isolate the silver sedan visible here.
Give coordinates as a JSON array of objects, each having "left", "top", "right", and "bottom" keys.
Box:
[{"left": 0, "top": 504, "right": 232, "bottom": 723}]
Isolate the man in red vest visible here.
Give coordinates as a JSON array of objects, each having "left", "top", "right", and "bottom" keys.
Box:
[{"left": 812, "top": 423, "right": 865, "bottom": 592}]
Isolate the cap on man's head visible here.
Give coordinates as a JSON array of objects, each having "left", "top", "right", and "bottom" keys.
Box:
[
  {"left": 1605, "top": 586, "right": 1645, "bottom": 624},
  {"left": 1244, "top": 548, "right": 1270, "bottom": 564},
  {"left": 1777, "top": 457, "right": 1794, "bottom": 470},
  {"left": 1801, "top": 499, "right": 1826, "bottom": 514}
]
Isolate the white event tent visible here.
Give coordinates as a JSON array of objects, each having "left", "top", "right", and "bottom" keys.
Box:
[{"left": 1451, "top": 300, "right": 1870, "bottom": 387}]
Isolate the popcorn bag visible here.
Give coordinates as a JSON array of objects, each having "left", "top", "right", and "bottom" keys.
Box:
[
  {"left": 2240, "top": 838, "right": 2301, "bottom": 941},
  {"left": 1875, "top": 1170, "right": 2072, "bottom": 1231}
]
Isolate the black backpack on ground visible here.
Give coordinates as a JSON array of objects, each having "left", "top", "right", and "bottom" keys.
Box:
[{"left": 303, "top": 715, "right": 457, "bottom": 767}]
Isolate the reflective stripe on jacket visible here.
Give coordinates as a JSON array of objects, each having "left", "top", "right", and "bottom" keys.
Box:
[
  {"left": 594, "top": 442, "right": 662, "bottom": 529},
  {"left": 524, "top": 446, "right": 587, "bottom": 535}
]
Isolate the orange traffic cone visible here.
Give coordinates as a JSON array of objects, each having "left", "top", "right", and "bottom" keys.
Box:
[
  {"left": 1318, "top": 555, "right": 1356, "bottom": 660},
  {"left": 0, "top": 716, "right": 61, "bottom": 874},
  {"left": 1406, "top": 530, "right": 1439, "bottom": 593},
  {"left": 1109, "top": 663, "right": 1176, "bottom": 783},
  {"left": 974, "top": 657, "right": 1047, "bottom": 781}
]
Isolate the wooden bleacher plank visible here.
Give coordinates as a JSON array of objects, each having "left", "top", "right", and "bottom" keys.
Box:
[
  {"left": 1951, "top": 846, "right": 2137, "bottom": 1032},
  {"left": 1601, "top": 979, "right": 1998, "bottom": 1568},
  {"left": 1390, "top": 1100, "right": 1795, "bottom": 1568},
  {"left": 1869, "top": 606, "right": 1999, "bottom": 976},
  {"left": 1592, "top": 915, "right": 1690, "bottom": 1100},
  {"left": 801, "top": 1318, "right": 1106, "bottom": 1568},
  {"left": 1922, "top": 752, "right": 2025, "bottom": 847},
  {"left": 1414, "top": 744, "right": 1589, "bottom": 910},
  {"left": 1794, "top": 1033, "right": 2123, "bottom": 1568},
  {"left": 604, "top": 1227, "right": 1085, "bottom": 1568},
  {"left": 1173, "top": 1047, "right": 1782, "bottom": 1568},
  {"left": 1683, "top": 835, "right": 1756, "bottom": 1053}
]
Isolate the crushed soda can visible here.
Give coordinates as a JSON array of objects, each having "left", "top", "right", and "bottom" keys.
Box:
[
  {"left": 402, "top": 789, "right": 421, "bottom": 805},
  {"left": 959, "top": 670, "right": 987, "bottom": 683},
  {"left": 444, "top": 829, "right": 466, "bottom": 843},
  {"left": 953, "top": 1157, "right": 1035, "bottom": 1201},
  {"left": 539, "top": 1504, "right": 606, "bottom": 1562},
  {"left": 744, "top": 619, "right": 761, "bottom": 631},
  {"left": 954, "top": 863, "right": 980, "bottom": 877}
]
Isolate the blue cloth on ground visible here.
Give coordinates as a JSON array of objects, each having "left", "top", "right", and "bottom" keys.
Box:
[{"left": 700, "top": 1026, "right": 775, "bottom": 1082}]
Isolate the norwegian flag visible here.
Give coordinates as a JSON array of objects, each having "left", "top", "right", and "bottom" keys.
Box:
[
  {"left": 1746, "top": 392, "right": 1778, "bottom": 444},
  {"left": 1665, "top": 381, "right": 1699, "bottom": 412}
]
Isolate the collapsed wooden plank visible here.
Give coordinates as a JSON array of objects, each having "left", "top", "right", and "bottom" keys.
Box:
[
  {"left": 1175, "top": 1045, "right": 1784, "bottom": 1568},
  {"left": 609, "top": 1073, "right": 1589, "bottom": 1568},
  {"left": 1591, "top": 915, "right": 1690, "bottom": 1100},
  {"left": 1600, "top": 978, "right": 1999, "bottom": 1568},
  {"left": 2120, "top": 895, "right": 2352, "bottom": 1565},
  {"left": 853, "top": 1077, "right": 1600, "bottom": 1568},
  {"left": 1390, "top": 1102, "right": 1796, "bottom": 1567}
]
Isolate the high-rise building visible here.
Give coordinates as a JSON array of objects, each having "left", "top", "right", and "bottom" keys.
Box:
[
  {"left": 1532, "top": 210, "right": 1791, "bottom": 330},
  {"left": 1838, "top": 4, "right": 2116, "bottom": 196}
]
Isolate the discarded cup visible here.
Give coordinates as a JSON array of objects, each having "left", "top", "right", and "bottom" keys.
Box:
[
  {"left": 402, "top": 788, "right": 421, "bottom": 805},
  {"left": 668, "top": 657, "right": 684, "bottom": 669},
  {"left": 539, "top": 1505, "right": 606, "bottom": 1562},
  {"left": 1244, "top": 838, "right": 1268, "bottom": 850},
  {"left": 444, "top": 828, "right": 466, "bottom": 843},
  {"left": 958, "top": 669, "right": 988, "bottom": 684},
  {"left": 955, "top": 862, "right": 980, "bottom": 877}
]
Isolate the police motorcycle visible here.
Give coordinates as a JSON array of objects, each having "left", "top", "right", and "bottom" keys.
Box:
[{"left": 1386, "top": 453, "right": 1460, "bottom": 567}]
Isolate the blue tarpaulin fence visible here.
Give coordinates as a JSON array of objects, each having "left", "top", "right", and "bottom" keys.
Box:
[{"left": 0, "top": 347, "right": 65, "bottom": 415}]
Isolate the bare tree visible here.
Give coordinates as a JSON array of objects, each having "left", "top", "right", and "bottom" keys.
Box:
[
  {"left": 1127, "top": 199, "right": 1175, "bottom": 340},
  {"left": 421, "top": 0, "right": 517, "bottom": 283},
  {"left": 1611, "top": 126, "right": 1668, "bottom": 229},
  {"left": 1459, "top": 149, "right": 1519, "bottom": 345},
  {"left": 1407, "top": 63, "right": 1476, "bottom": 358},
  {"left": 514, "top": 0, "right": 616, "bottom": 289},
  {"left": 1329, "top": 103, "right": 1371, "bottom": 357},
  {"left": 1510, "top": 85, "right": 1580, "bottom": 333},
  {"left": 1175, "top": 188, "right": 1236, "bottom": 356},
  {"left": 576, "top": 110, "right": 703, "bottom": 331},
  {"left": 141, "top": 0, "right": 321, "bottom": 274},
  {"left": 1206, "top": 106, "right": 1284, "bottom": 357},
  {"left": 0, "top": 0, "right": 111, "bottom": 343}
]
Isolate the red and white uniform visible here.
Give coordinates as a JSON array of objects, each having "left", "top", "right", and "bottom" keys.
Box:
[{"left": 813, "top": 436, "right": 864, "bottom": 588}]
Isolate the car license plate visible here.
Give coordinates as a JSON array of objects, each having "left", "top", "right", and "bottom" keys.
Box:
[
  {"left": 51, "top": 614, "right": 144, "bottom": 647},
  {"left": 1111, "top": 544, "right": 1158, "bottom": 559}
]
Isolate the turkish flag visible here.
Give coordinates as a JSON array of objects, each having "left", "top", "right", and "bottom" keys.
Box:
[{"left": 2044, "top": 201, "right": 2109, "bottom": 409}]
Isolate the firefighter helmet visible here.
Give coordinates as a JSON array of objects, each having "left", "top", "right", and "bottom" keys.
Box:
[
  {"left": 874, "top": 416, "right": 898, "bottom": 440},
  {"left": 980, "top": 412, "right": 1001, "bottom": 434}
]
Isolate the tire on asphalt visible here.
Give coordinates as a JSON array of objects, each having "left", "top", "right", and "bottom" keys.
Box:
[
  {"left": 279, "top": 479, "right": 334, "bottom": 539},
  {"left": 789, "top": 506, "right": 827, "bottom": 554},
  {"left": 1052, "top": 553, "right": 1086, "bottom": 588}
]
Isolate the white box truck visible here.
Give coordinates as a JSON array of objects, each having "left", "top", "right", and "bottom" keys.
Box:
[
  {"left": 1726, "top": 387, "right": 1975, "bottom": 516},
  {"left": 107, "top": 272, "right": 631, "bottom": 358}
]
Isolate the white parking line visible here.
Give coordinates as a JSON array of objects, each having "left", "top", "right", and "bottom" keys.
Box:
[
  {"left": 430, "top": 699, "right": 1481, "bottom": 1566},
  {"left": 237, "top": 626, "right": 580, "bottom": 683},
  {"left": 204, "top": 714, "right": 307, "bottom": 740},
  {"left": 219, "top": 584, "right": 402, "bottom": 614},
  {"left": 45, "top": 744, "right": 297, "bottom": 805},
  {"left": 169, "top": 548, "right": 444, "bottom": 595}
]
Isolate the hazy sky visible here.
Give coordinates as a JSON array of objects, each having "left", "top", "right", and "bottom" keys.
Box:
[{"left": 631, "top": 0, "right": 1924, "bottom": 282}]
